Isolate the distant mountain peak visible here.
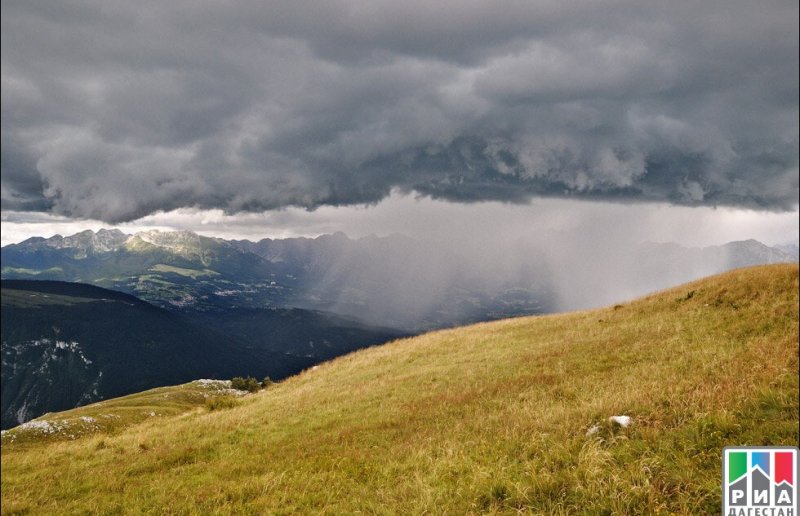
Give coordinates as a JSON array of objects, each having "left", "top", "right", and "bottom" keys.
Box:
[
  {"left": 134, "top": 229, "right": 202, "bottom": 246},
  {"left": 724, "top": 238, "right": 767, "bottom": 247},
  {"left": 124, "top": 230, "right": 216, "bottom": 265},
  {"left": 96, "top": 228, "right": 128, "bottom": 238},
  {"left": 13, "top": 228, "right": 131, "bottom": 257},
  {"left": 315, "top": 231, "right": 350, "bottom": 242}
]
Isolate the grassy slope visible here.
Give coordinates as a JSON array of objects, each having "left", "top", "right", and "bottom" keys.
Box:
[
  {"left": 1, "top": 380, "right": 250, "bottom": 446},
  {"left": 1, "top": 264, "right": 798, "bottom": 514}
]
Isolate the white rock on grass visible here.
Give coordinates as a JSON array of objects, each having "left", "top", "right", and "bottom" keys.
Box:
[
  {"left": 196, "top": 379, "right": 231, "bottom": 388},
  {"left": 609, "top": 415, "right": 632, "bottom": 427},
  {"left": 19, "top": 420, "right": 68, "bottom": 434},
  {"left": 586, "top": 424, "right": 601, "bottom": 436}
]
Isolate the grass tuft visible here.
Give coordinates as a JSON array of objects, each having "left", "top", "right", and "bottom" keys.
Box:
[{"left": 205, "top": 396, "right": 240, "bottom": 411}]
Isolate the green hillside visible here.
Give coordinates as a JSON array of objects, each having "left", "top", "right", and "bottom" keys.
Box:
[{"left": 2, "top": 264, "right": 798, "bottom": 514}]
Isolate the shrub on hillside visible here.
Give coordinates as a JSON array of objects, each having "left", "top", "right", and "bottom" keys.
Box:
[
  {"left": 231, "top": 376, "right": 261, "bottom": 393},
  {"left": 261, "top": 376, "right": 274, "bottom": 388}
]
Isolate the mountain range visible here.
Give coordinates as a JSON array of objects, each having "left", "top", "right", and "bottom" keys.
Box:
[
  {"left": 1, "top": 229, "right": 556, "bottom": 329},
  {"left": 2, "top": 229, "right": 796, "bottom": 330}
]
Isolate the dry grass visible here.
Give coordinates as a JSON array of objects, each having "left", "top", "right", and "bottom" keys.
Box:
[{"left": 1, "top": 264, "right": 797, "bottom": 514}]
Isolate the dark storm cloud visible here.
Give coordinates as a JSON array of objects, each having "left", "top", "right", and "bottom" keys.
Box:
[{"left": 1, "top": 0, "right": 797, "bottom": 222}]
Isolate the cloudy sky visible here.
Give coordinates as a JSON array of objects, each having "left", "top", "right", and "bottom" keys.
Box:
[{"left": 1, "top": 0, "right": 797, "bottom": 245}]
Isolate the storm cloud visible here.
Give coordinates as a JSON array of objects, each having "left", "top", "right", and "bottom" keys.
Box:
[{"left": 2, "top": 0, "right": 798, "bottom": 222}]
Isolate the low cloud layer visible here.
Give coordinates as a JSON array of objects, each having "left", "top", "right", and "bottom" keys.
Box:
[
  {"left": 3, "top": 195, "right": 798, "bottom": 249},
  {"left": 2, "top": 0, "right": 798, "bottom": 222}
]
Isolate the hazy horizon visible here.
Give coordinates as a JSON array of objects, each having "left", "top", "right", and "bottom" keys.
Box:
[{"left": 3, "top": 202, "right": 796, "bottom": 318}]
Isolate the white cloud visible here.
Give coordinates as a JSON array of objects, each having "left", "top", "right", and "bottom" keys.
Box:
[{"left": 2, "top": 193, "right": 797, "bottom": 248}]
